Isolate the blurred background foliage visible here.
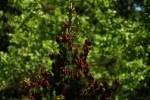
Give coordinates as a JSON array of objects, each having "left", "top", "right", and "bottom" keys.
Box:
[{"left": 0, "top": 0, "right": 150, "bottom": 99}]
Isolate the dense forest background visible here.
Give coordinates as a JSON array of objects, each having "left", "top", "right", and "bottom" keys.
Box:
[{"left": 0, "top": 0, "right": 150, "bottom": 99}]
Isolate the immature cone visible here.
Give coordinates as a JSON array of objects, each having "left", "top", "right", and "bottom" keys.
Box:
[
  {"left": 49, "top": 52, "right": 55, "bottom": 60},
  {"left": 30, "top": 95, "right": 35, "bottom": 100}
]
